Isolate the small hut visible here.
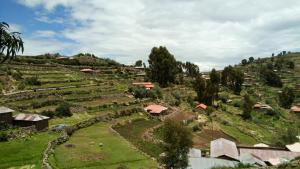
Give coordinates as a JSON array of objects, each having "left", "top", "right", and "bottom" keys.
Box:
[
  {"left": 0, "top": 107, "right": 14, "bottom": 125},
  {"left": 14, "top": 113, "right": 49, "bottom": 131}
]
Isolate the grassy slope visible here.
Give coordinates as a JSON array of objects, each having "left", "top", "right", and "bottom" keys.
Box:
[
  {"left": 0, "top": 132, "right": 58, "bottom": 169},
  {"left": 50, "top": 115, "right": 157, "bottom": 169}
]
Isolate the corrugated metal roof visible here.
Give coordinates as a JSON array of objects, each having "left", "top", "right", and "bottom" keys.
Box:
[
  {"left": 286, "top": 143, "right": 300, "bottom": 152},
  {"left": 188, "top": 157, "right": 238, "bottom": 169},
  {"left": 188, "top": 148, "right": 202, "bottom": 158},
  {"left": 254, "top": 143, "right": 270, "bottom": 148},
  {"left": 0, "top": 107, "right": 14, "bottom": 114},
  {"left": 239, "top": 147, "right": 300, "bottom": 162},
  {"left": 14, "top": 113, "right": 49, "bottom": 121},
  {"left": 239, "top": 153, "right": 266, "bottom": 166},
  {"left": 210, "top": 138, "right": 239, "bottom": 160}
]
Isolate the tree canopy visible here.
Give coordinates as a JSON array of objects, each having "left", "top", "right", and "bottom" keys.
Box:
[
  {"left": 279, "top": 87, "right": 295, "bottom": 109},
  {"left": 0, "top": 22, "right": 24, "bottom": 62},
  {"left": 147, "top": 46, "right": 178, "bottom": 87},
  {"left": 161, "top": 119, "right": 192, "bottom": 169}
]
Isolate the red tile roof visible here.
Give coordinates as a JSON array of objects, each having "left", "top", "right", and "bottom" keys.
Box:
[
  {"left": 144, "top": 104, "right": 168, "bottom": 114},
  {"left": 195, "top": 103, "right": 207, "bottom": 110}
]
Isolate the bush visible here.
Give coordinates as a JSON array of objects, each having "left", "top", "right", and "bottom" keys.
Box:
[
  {"left": 0, "top": 131, "right": 8, "bottom": 142},
  {"left": 17, "top": 81, "right": 25, "bottom": 90},
  {"left": 56, "top": 103, "right": 72, "bottom": 117},
  {"left": 41, "top": 110, "right": 56, "bottom": 118},
  {"left": 129, "top": 86, "right": 162, "bottom": 99},
  {"left": 233, "top": 100, "right": 242, "bottom": 108},
  {"left": 25, "top": 76, "right": 41, "bottom": 86},
  {"left": 11, "top": 70, "right": 23, "bottom": 80}
]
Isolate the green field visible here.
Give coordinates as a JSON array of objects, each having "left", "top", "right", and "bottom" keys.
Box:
[
  {"left": 0, "top": 132, "right": 59, "bottom": 169},
  {"left": 50, "top": 121, "right": 157, "bottom": 168}
]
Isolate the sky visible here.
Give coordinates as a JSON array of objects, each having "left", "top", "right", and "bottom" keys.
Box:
[{"left": 1, "top": 0, "right": 300, "bottom": 71}]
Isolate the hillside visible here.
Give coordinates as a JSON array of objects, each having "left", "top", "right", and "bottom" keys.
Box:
[{"left": 0, "top": 53, "right": 299, "bottom": 169}]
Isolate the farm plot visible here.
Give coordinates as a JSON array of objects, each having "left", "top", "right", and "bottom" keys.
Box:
[
  {"left": 113, "top": 118, "right": 163, "bottom": 158},
  {"left": 51, "top": 119, "right": 157, "bottom": 169},
  {"left": 0, "top": 132, "right": 59, "bottom": 169}
]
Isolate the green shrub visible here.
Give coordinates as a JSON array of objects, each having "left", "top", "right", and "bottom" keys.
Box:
[
  {"left": 0, "top": 131, "right": 8, "bottom": 142},
  {"left": 41, "top": 110, "right": 56, "bottom": 118},
  {"left": 25, "top": 76, "right": 41, "bottom": 86},
  {"left": 56, "top": 103, "right": 72, "bottom": 117}
]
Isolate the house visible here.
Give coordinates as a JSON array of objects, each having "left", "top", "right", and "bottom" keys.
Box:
[
  {"left": 210, "top": 138, "right": 239, "bottom": 161},
  {"left": 254, "top": 143, "right": 270, "bottom": 148},
  {"left": 291, "top": 106, "right": 300, "bottom": 113},
  {"left": 0, "top": 107, "right": 14, "bottom": 125},
  {"left": 14, "top": 113, "right": 50, "bottom": 131},
  {"left": 195, "top": 103, "right": 207, "bottom": 110},
  {"left": 56, "top": 56, "right": 68, "bottom": 60},
  {"left": 286, "top": 143, "right": 300, "bottom": 153},
  {"left": 187, "top": 147, "right": 238, "bottom": 169},
  {"left": 238, "top": 153, "right": 266, "bottom": 166},
  {"left": 144, "top": 104, "right": 168, "bottom": 116},
  {"left": 80, "top": 68, "right": 94, "bottom": 73},
  {"left": 132, "top": 82, "right": 155, "bottom": 90},
  {"left": 253, "top": 102, "right": 273, "bottom": 110},
  {"left": 238, "top": 146, "right": 300, "bottom": 165}
]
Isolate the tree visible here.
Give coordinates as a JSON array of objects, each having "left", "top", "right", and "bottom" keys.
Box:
[
  {"left": 241, "top": 59, "right": 248, "bottom": 66},
  {"left": 275, "top": 125, "right": 299, "bottom": 147},
  {"left": 134, "top": 60, "right": 143, "bottom": 67},
  {"left": 248, "top": 57, "right": 254, "bottom": 63},
  {"left": 209, "top": 68, "right": 220, "bottom": 102},
  {"left": 147, "top": 46, "right": 178, "bottom": 87},
  {"left": 184, "top": 61, "right": 200, "bottom": 77},
  {"left": 260, "top": 68, "right": 282, "bottom": 87},
  {"left": 194, "top": 75, "right": 206, "bottom": 102},
  {"left": 161, "top": 119, "right": 192, "bottom": 169},
  {"left": 0, "top": 22, "right": 24, "bottom": 62},
  {"left": 242, "top": 94, "right": 254, "bottom": 120},
  {"left": 221, "top": 66, "right": 244, "bottom": 94},
  {"left": 279, "top": 87, "right": 295, "bottom": 108},
  {"left": 56, "top": 103, "right": 72, "bottom": 117}
]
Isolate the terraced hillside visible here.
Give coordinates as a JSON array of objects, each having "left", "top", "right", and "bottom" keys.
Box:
[{"left": 0, "top": 53, "right": 300, "bottom": 169}]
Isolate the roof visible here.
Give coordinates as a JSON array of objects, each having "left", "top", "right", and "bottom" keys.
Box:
[
  {"left": 210, "top": 138, "right": 239, "bottom": 160},
  {"left": 254, "top": 143, "right": 270, "bottom": 148},
  {"left": 188, "top": 148, "right": 202, "bottom": 158},
  {"left": 80, "top": 68, "right": 94, "bottom": 72},
  {"left": 195, "top": 103, "right": 207, "bottom": 110},
  {"left": 238, "top": 153, "right": 266, "bottom": 166},
  {"left": 144, "top": 84, "right": 155, "bottom": 88},
  {"left": 188, "top": 157, "right": 238, "bottom": 169},
  {"left": 253, "top": 102, "right": 273, "bottom": 110},
  {"left": 14, "top": 113, "right": 49, "bottom": 121},
  {"left": 266, "top": 158, "right": 289, "bottom": 166},
  {"left": 0, "top": 107, "right": 14, "bottom": 114},
  {"left": 286, "top": 143, "right": 300, "bottom": 152},
  {"left": 144, "top": 105, "right": 168, "bottom": 114},
  {"left": 238, "top": 147, "right": 300, "bottom": 162},
  {"left": 291, "top": 106, "right": 300, "bottom": 113},
  {"left": 132, "top": 82, "right": 152, "bottom": 85}
]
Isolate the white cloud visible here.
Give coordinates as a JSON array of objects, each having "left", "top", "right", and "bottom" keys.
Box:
[
  {"left": 18, "top": 0, "right": 300, "bottom": 71},
  {"left": 34, "top": 30, "right": 56, "bottom": 38}
]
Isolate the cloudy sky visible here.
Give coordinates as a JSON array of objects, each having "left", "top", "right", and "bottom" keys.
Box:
[{"left": 1, "top": 0, "right": 300, "bottom": 70}]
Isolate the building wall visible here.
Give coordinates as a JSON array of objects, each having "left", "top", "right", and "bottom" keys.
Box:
[
  {"left": 0, "top": 112, "right": 13, "bottom": 125},
  {"left": 14, "top": 119, "right": 49, "bottom": 131}
]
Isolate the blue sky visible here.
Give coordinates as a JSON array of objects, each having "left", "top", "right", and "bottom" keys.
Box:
[{"left": 1, "top": 0, "right": 300, "bottom": 70}]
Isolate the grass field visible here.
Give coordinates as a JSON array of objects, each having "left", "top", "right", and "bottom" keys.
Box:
[
  {"left": 0, "top": 132, "right": 59, "bottom": 169},
  {"left": 50, "top": 120, "right": 157, "bottom": 169}
]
